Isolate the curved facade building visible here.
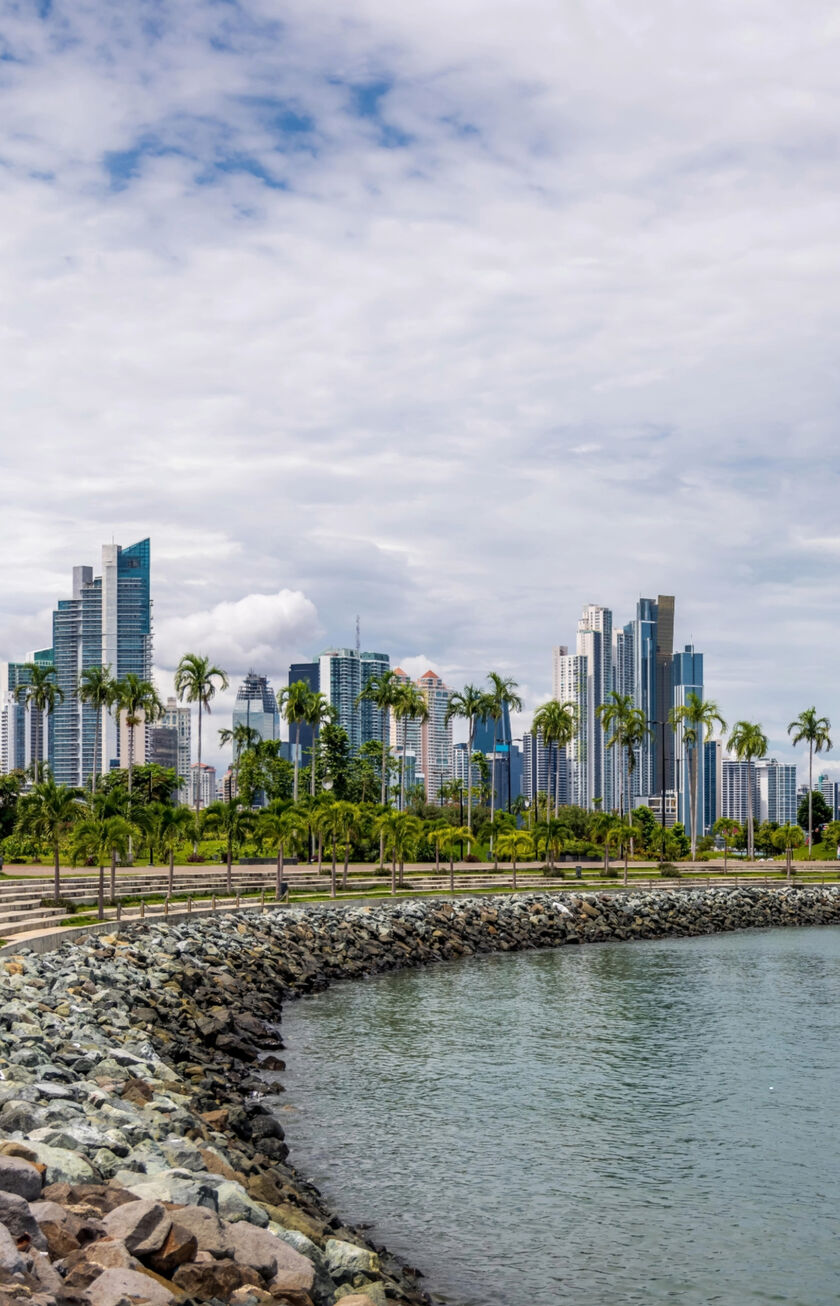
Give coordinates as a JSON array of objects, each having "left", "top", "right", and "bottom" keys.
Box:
[{"left": 232, "top": 671, "right": 280, "bottom": 743}]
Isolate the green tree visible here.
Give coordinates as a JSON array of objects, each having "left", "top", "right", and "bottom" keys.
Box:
[
  {"left": 532, "top": 699, "right": 577, "bottom": 818},
  {"left": 318, "top": 723, "right": 353, "bottom": 799},
  {"left": 218, "top": 723, "right": 259, "bottom": 798},
  {"left": 356, "top": 669, "right": 399, "bottom": 810},
  {"left": 14, "top": 663, "right": 64, "bottom": 783},
  {"left": 331, "top": 800, "right": 366, "bottom": 888},
  {"left": 773, "top": 823, "right": 804, "bottom": 879},
  {"left": 713, "top": 816, "right": 741, "bottom": 871},
  {"left": 279, "top": 681, "right": 313, "bottom": 803},
  {"left": 597, "top": 691, "right": 649, "bottom": 820},
  {"left": 78, "top": 664, "right": 116, "bottom": 793},
  {"left": 797, "top": 789, "right": 833, "bottom": 840},
  {"left": 375, "top": 809, "right": 421, "bottom": 893},
  {"left": 444, "top": 685, "right": 493, "bottom": 832},
  {"left": 632, "top": 805, "right": 658, "bottom": 856},
  {"left": 534, "top": 816, "right": 569, "bottom": 870},
  {"left": 441, "top": 825, "right": 473, "bottom": 893},
  {"left": 485, "top": 673, "right": 523, "bottom": 846},
  {"left": 148, "top": 802, "right": 194, "bottom": 895},
  {"left": 15, "top": 776, "right": 83, "bottom": 901},
  {"left": 607, "top": 817, "right": 636, "bottom": 884},
  {"left": 71, "top": 813, "right": 133, "bottom": 920},
  {"left": 495, "top": 829, "right": 534, "bottom": 891},
  {"left": 788, "top": 708, "right": 833, "bottom": 858},
  {"left": 727, "top": 721, "right": 768, "bottom": 860},
  {"left": 258, "top": 804, "right": 305, "bottom": 898},
  {"left": 392, "top": 682, "right": 428, "bottom": 811},
  {"left": 0, "top": 772, "right": 23, "bottom": 842},
  {"left": 305, "top": 693, "right": 334, "bottom": 798},
  {"left": 174, "top": 654, "right": 229, "bottom": 817},
  {"left": 203, "top": 800, "right": 254, "bottom": 894},
  {"left": 426, "top": 819, "right": 451, "bottom": 873},
  {"left": 112, "top": 674, "right": 163, "bottom": 862},
  {"left": 670, "top": 692, "right": 726, "bottom": 859}
]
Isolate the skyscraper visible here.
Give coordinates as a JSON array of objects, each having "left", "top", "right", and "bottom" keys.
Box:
[
  {"left": 161, "top": 697, "right": 192, "bottom": 800},
  {"left": 0, "top": 652, "right": 53, "bottom": 778},
  {"left": 320, "top": 648, "right": 391, "bottom": 754},
  {"left": 232, "top": 671, "right": 280, "bottom": 744},
  {"left": 416, "top": 669, "right": 452, "bottom": 804},
  {"left": 672, "top": 644, "right": 704, "bottom": 840},
  {"left": 49, "top": 539, "right": 151, "bottom": 787},
  {"left": 287, "top": 661, "right": 319, "bottom": 768},
  {"left": 552, "top": 645, "right": 587, "bottom": 807}
]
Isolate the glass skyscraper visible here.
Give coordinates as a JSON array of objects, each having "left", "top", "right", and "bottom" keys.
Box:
[{"left": 232, "top": 671, "right": 280, "bottom": 744}]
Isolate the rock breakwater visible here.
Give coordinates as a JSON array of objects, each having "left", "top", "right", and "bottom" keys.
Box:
[{"left": 0, "top": 885, "right": 839, "bottom": 1306}]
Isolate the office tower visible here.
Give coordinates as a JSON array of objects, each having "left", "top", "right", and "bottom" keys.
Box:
[
  {"left": 755, "top": 760, "right": 797, "bottom": 826},
  {"left": 287, "top": 661, "right": 320, "bottom": 768},
  {"left": 672, "top": 644, "right": 704, "bottom": 839},
  {"left": 148, "top": 725, "right": 178, "bottom": 772},
  {"left": 552, "top": 645, "right": 588, "bottom": 808},
  {"left": 48, "top": 539, "right": 151, "bottom": 787},
  {"left": 161, "top": 697, "right": 191, "bottom": 800},
  {"left": 0, "top": 653, "right": 53, "bottom": 777},
  {"left": 818, "top": 775, "right": 840, "bottom": 820},
  {"left": 190, "top": 762, "right": 216, "bottom": 810},
  {"left": 416, "top": 670, "right": 453, "bottom": 804},
  {"left": 451, "top": 743, "right": 482, "bottom": 802},
  {"left": 232, "top": 671, "right": 280, "bottom": 744},
  {"left": 320, "top": 648, "right": 391, "bottom": 754},
  {"left": 575, "top": 604, "right": 613, "bottom": 811},
  {"left": 704, "top": 738, "right": 722, "bottom": 832},
  {"left": 390, "top": 667, "right": 423, "bottom": 763},
  {"left": 721, "top": 760, "right": 754, "bottom": 825},
  {"left": 473, "top": 695, "right": 515, "bottom": 812},
  {"left": 359, "top": 651, "right": 391, "bottom": 751}
]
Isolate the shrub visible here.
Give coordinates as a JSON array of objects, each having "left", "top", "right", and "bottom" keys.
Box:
[
  {"left": 1, "top": 835, "right": 39, "bottom": 864},
  {"left": 541, "top": 865, "right": 565, "bottom": 877},
  {"left": 186, "top": 852, "right": 206, "bottom": 863},
  {"left": 41, "top": 898, "right": 79, "bottom": 912},
  {"left": 659, "top": 864, "right": 681, "bottom": 877},
  {"left": 465, "top": 853, "right": 481, "bottom": 863},
  {"left": 602, "top": 867, "right": 619, "bottom": 879}
]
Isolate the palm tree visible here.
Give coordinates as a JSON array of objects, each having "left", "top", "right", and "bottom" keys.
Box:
[
  {"left": 495, "top": 829, "right": 534, "bottom": 892},
  {"left": 591, "top": 810, "right": 620, "bottom": 875},
  {"left": 392, "top": 682, "right": 428, "bottom": 810},
  {"left": 14, "top": 663, "right": 64, "bottom": 783},
  {"left": 112, "top": 675, "right": 163, "bottom": 801},
  {"left": 608, "top": 817, "right": 636, "bottom": 884},
  {"left": 15, "top": 776, "right": 83, "bottom": 901},
  {"left": 713, "top": 816, "right": 741, "bottom": 872},
  {"left": 305, "top": 693, "right": 334, "bottom": 798},
  {"left": 534, "top": 816, "right": 569, "bottom": 871},
  {"left": 258, "top": 804, "right": 305, "bottom": 898},
  {"left": 203, "top": 799, "right": 253, "bottom": 894},
  {"left": 787, "top": 707, "right": 832, "bottom": 859},
  {"left": 149, "top": 803, "right": 194, "bottom": 896},
  {"left": 772, "top": 823, "right": 805, "bottom": 880},
  {"left": 669, "top": 692, "right": 726, "bottom": 859},
  {"left": 597, "top": 692, "right": 649, "bottom": 820},
  {"left": 218, "top": 723, "right": 259, "bottom": 800},
  {"left": 375, "top": 809, "right": 421, "bottom": 893},
  {"left": 486, "top": 673, "right": 523, "bottom": 846},
  {"left": 444, "top": 685, "right": 492, "bottom": 833},
  {"left": 727, "top": 721, "right": 768, "bottom": 861},
  {"left": 356, "top": 669, "right": 399, "bottom": 811},
  {"left": 331, "top": 800, "right": 365, "bottom": 888},
  {"left": 427, "top": 819, "right": 451, "bottom": 873},
  {"left": 174, "top": 654, "right": 229, "bottom": 817},
  {"left": 532, "top": 699, "right": 578, "bottom": 817},
  {"left": 78, "top": 665, "right": 116, "bottom": 793},
  {"left": 312, "top": 802, "right": 342, "bottom": 897},
  {"left": 279, "top": 681, "right": 312, "bottom": 803},
  {"left": 441, "top": 825, "right": 473, "bottom": 893},
  {"left": 71, "top": 813, "right": 133, "bottom": 920}
]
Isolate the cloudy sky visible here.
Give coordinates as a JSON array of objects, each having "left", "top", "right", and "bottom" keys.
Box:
[{"left": 1, "top": 0, "right": 839, "bottom": 773}]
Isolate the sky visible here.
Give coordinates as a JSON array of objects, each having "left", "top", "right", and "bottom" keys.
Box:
[{"left": 1, "top": 0, "right": 840, "bottom": 775}]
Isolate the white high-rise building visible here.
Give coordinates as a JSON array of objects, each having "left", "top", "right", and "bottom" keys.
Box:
[
  {"left": 553, "top": 645, "right": 587, "bottom": 807},
  {"left": 417, "top": 669, "right": 452, "bottom": 804},
  {"left": 162, "top": 697, "right": 192, "bottom": 800},
  {"left": 320, "top": 648, "right": 391, "bottom": 754},
  {"left": 576, "top": 604, "right": 613, "bottom": 811},
  {"left": 190, "top": 762, "right": 216, "bottom": 810}
]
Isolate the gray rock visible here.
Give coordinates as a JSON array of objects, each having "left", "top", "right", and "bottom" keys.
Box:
[
  {"left": 163, "top": 1204, "right": 227, "bottom": 1257},
  {"left": 0, "top": 1099, "right": 48, "bottom": 1133},
  {"left": 268, "top": 1224, "right": 334, "bottom": 1302},
  {"left": 324, "top": 1238, "right": 380, "bottom": 1280},
  {"left": 29, "top": 1199, "right": 69, "bottom": 1225},
  {"left": 86, "top": 1266, "right": 176, "bottom": 1306},
  {"left": 224, "top": 1220, "right": 314, "bottom": 1284},
  {"left": 0, "top": 1153, "right": 42, "bottom": 1200},
  {"left": 23, "top": 1141, "right": 96, "bottom": 1185},
  {"left": 114, "top": 1168, "right": 219, "bottom": 1210},
  {"left": 214, "top": 1179, "right": 269, "bottom": 1226},
  {"left": 160, "top": 1136, "right": 204, "bottom": 1170},
  {"left": 0, "top": 1221, "right": 25, "bottom": 1274},
  {"left": 102, "top": 1200, "right": 172, "bottom": 1255},
  {"left": 0, "top": 1190, "right": 47, "bottom": 1250}
]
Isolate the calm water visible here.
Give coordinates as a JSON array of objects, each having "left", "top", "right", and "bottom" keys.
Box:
[{"left": 276, "top": 928, "right": 840, "bottom": 1306}]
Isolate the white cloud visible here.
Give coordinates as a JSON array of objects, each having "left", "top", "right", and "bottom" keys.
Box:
[{"left": 155, "top": 590, "right": 320, "bottom": 676}]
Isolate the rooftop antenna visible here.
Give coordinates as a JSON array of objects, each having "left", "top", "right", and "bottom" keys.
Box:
[{"left": 355, "top": 614, "right": 360, "bottom": 655}]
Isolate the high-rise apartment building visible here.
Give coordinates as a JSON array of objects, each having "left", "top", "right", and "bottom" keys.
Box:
[
  {"left": 0, "top": 653, "right": 53, "bottom": 777},
  {"left": 390, "top": 667, "right": 423, "bottom": 779},
  {"left": 552, "top": 645, "right": 587, "bottom": 807},
  {"left": 704, "top": 738, "right": 722, "bottom": 832},
  {"left": 672, "top": 644, "right": 704, "bottom": 841},
  {"left": 161, "top": 697, "right": 191, "bottom": 799},
  {"left": 521, "top": 730, "right": 561, "bottom": 806},
  {"left": 232, "top": 671, "right": 280, "bottom": 744},
  {"left": 417, "top": 670, "right": 452, "bottom": 804},
  {"left": 48, "top": 539, "right": 151, "bottom": 787},
  {"left": 720, "top": 758, "right": 797, "bottom": 828},
  {"left": 190, "top": 762, "right": 216, "bottom": 810},
  {"left": 320, "top": 648, "right": 390, "bottom": 754}
]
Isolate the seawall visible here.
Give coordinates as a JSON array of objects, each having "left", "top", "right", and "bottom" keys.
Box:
[{"left": 1, "top": 885, "right": 839, "bottom": 1306}]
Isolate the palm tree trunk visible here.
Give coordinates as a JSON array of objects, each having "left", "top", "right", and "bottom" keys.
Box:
[
  {"left": 400, "top": 731, "right": 407, "bottom": 811},
  {"left": 53, "top": 842, "right": 60, "bottom": 903},
  {"left": 343, "top": 844, "right": 349, "bottom": 889},
  {"left": 98, "top": 863, "right": 104, "bottom": 921},
  {"left": 555, "top": 745, "right": 561, "bottom": 820},
  {"left": 449, "top": 851, "right": 455, "bottom": 894},
  {"left": 748, "top": 759, "right": 755, "bottom": 860},
  {"left": 293, "top": 723, "right": 300, "bottom": 803},
  {"left": 693, "top": 740, "right": 701, "bottom": 860},
  {"left": 399, "top": 857, "right": 405, "bottom": 889},
  {"left": 168, "top": 848, "right": 174, "bottom": 897},
  {"left": 196, "top": 703, "right": 203, "bottom": 818},
  {"left": 316, "top": 832, "right": 323, "bottom": 874},
  {"left": 467, "top": 721, "right": 474, "bottom": 832},
  {"left": 435, "top": 842, "right": 440, "bottom": 873},
  {"left": 127, "top": 724, "right": 134, "bottom": 866},
  {"left": 809, "top": 739, "right": 814, "bottom": 859},
  {"left": 489, "top": 723, "right": 497, "bottom": 855},
  {"left": 391, "top": 848, "right": 396, "bottom": 895},
  {"left": 624, "top": 843, "right": 628, "bottom": 885},
  {"left": 688, "top": 746, "right": 696, "bottom": 861},
  {"left": 603, "top": 841, "right": 609, "bottom": 874},
  {"left": 330, "top": 840, "right": 336, "bottom": 898},
  {"left": 310, "top": 728, "right": 318, "bottom": 798},
  {"left": 110, "top": 850, "right": 116, "bottom": 904},
  {"left": 92, "top": 717, "right": 99, "bottom": 795},
  {"left": 226, "top": 842, "right": 232, "bottom": 895},
  {"left": 512, "top": 857, "right": 517, "bottom": 892}
]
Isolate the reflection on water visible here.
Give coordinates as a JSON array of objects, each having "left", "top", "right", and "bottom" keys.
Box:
[{"left": 280, "top": 927, "right": 840, "bottom": 1306}]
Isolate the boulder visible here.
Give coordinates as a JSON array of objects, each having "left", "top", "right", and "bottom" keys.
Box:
[
  {"left": 334, "top": 1295, "right": 383, "bottom": 1306},
  {"left": 114, "top": 1169, "right": 219, "bottom": 1210},
  {"left": 145, "top": 1223, "right": 198, "bottom": 1277},
  {"left": 159, "top": 1205, "right": 227, "bottom": 1258},
  {"left": 0, "top": 1155, "right": 42, "bottom": 1201},
  {"left": 323, "top": 1239, "right": 379, "bottom": 1281},
  {"left": 23, "top": 1142, "right": 95, "bottom": 1186},
  {"left": 172, "top": 1259, "right": 261, "bottom": 1300},
  {"left": 86, "top": 1266, "right": 176, "bottom": 1306},
  {"left": 61, "top": 1239, "right": 140, "bottom": 1290},
  {"left": 0, "top": 1190, "right": 47, "bottom": 1250},
  {"left": 223, "top": 1221, "right": 315, "bottom": 1288},
  {"left": 0, "top": 1222, "right": 25, "bottom": 1274},
  {"left": 102, "top": 1200, "right": 172, "bottom": 1255},
  {"left": 214, "top": 1180, "right": 269, "bottom": 1227}
]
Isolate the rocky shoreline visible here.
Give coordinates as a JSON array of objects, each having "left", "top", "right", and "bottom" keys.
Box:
[{"left": 1, "top": 885, "right": 840, "bottom": 1306}]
